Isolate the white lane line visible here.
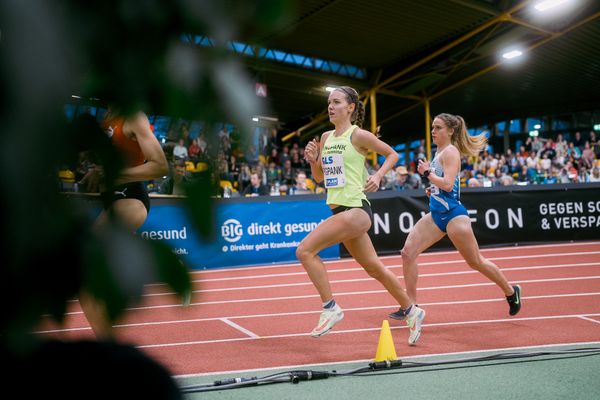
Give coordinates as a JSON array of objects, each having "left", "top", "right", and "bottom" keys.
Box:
[
  {"left": 44, "top": 274, "right": 597, "bottom": 313},
  {"left": 137, "top": 312, "right": 600, "bottom": 349},
  {"left": 182, "top": 241, "right": 600, "bottom": 277},
  {"left": 38, "top": 291, "right": 600, "bottom": 333},
  {"left": 124, "top": 275, "right": 600, "bottom": 311},
  {"left": 142, "top": 262, "right": 600, "bottom": 297},
  {"left": 578, "top": 315, "right": 600, "bottom": 325},
  {"left": 220, "top": 318, "right": 259, "bottom": 338},
  {"left": 182, "top": 251, "right": 600, "bottom": 284}
]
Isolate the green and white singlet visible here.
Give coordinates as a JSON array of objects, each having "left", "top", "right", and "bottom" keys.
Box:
[{"left": 321, "top": 125, "right": 368, "bottom": 207}]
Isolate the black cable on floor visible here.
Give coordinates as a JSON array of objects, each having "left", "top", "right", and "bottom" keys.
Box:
[{"left": 178, "top": 347, "right": 600, "bottom": 393}]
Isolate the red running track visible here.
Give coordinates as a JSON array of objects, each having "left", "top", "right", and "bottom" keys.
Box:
[{"left": 37, "top": 241, "right": 600, "bottom": 376}]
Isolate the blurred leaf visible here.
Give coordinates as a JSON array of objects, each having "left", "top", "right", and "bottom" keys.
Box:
[
  {"left": 0, "top": 0, "right": 295, "bottom": 361},
  {"left": 182, "top": 170, "right": 216, "bottom": 240},
  {"left": 149, "top": 241, "right": 193, "bottom": 306}
]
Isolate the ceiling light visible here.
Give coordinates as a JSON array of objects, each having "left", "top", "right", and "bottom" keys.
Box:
[
  {"left": 534, "top": 0, "right": 572, "bottom": 12},
  {"left": 325, "top": 86, "right": 337, "bottom": 92},
  {"left": 502, "top": 50, "right": 523, "bottom": 60},
  {"left": 252, "top": 117, "right": 259, "bottom": 122}
]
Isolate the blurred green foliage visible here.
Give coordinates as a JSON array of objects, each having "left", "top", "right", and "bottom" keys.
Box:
[{"left": 0, "top": 0, "right": 293, "bottom": 357}]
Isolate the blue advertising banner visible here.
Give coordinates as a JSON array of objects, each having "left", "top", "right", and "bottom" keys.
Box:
[{"left": 139, "top": 197, "right": 339, "bottom": 269}]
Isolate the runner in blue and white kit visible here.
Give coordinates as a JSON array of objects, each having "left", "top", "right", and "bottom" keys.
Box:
[{"left": 395, "top": 113, "right": 522, "bottom": 319}]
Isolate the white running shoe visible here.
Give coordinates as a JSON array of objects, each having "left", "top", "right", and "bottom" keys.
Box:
[
  {"left": 406, "top": 306, "right": 425, "bottom": 346},
  {"left": 310, "top": 304, "right": 344, "bottom": 337}
]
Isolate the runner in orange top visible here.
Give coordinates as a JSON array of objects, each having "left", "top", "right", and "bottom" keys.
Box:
[{"left": 80, "top": 109, "right": 168, "bottom": 339}]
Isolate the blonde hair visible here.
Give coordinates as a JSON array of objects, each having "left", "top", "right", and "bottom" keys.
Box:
[{"left": 435, "top": 113, "right": 487, "bottom": 157}]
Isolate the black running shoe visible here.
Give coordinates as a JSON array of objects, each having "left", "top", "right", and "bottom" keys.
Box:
[
  {"left": 506, "top": 285, "right": 522, "bottom": 316},
  {"left": 389, "top": 308, "right": 407, "bottom": 320},
  {"left": 389, "top": 305, "right": 419, "bottom": 320}
]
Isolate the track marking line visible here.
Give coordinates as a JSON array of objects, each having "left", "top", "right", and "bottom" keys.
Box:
[
  {"left": 142, "top": 262, "right": 600, "bottom": 297},
  {"left": 578, "top": 315, "right": 600, "bottom": 325},
  {"left": 146, "top": 247, "right": 600, "bottom": 286},
  {"left": 220, "top": 318, "right": 259, "bottom": 338},
  {"left": 40, "top": 292, "right": 600, "bottom": 333},
  {"left": 188, "top": 251, "right": 600, "bottom": 284},
  {"left": 58, "top": 275, "right": 600, "bottom": 312},
  {"left": 125, "top": 275, "right": 600, "bottom": 310},
  {"left": 181, "top": 241, "right": 600, "bottom": 277},
  {"left": 136, "top": 312, "right": 600, "bottom": 349}
]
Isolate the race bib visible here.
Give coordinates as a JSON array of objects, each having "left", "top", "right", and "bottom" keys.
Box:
[{"left": 322, "top": 153, "right": 346, "bottom": 188}]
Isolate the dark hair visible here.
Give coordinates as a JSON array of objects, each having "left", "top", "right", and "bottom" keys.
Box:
[{"left": 335, "top": 86, "right": 365, "bottom": 128}]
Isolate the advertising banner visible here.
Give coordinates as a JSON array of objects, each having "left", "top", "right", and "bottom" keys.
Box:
[
  {"left": 354, "top": 185, "right": 600, "bottom": 257},
  {"left": 140, "top": 197, "right": 338, "bottom": 269}
]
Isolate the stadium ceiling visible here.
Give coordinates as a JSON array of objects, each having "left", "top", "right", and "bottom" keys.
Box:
[{"left": 240, "top": 0, "right": 600, "bottom": 145}]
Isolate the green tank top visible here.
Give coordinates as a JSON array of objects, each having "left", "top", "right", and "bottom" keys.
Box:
[{"left": 322, "top": 125, "right": 368, "bottom": 207}]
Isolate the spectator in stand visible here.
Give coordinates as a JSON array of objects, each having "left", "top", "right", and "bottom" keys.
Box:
[
  {"left": 268, "top": 147, "right": 281, "bottom": 166},
  {"left": 555, "top": 133, "right": 568, "bottom": 155},
  {"left": 590, "top": 166, "right": 600, "bottom": 182},
  {"left": 197, "top": 132, "right": 208, "bottom": 157},
  {"left": 290, "top": 149, "right": 304, "bottom": 171},
  {"left": 543, "top": 167, "right": 558, "bottom": 184},
  {"left": 280, "top": 159, "right": 295, "bottom": 187},
  {"left": 573, "top": 131, "right": 585, "bottom": 149},
  {"left": 506, "top": 149, "right": 519, "bottom": 174},
  {"left": 539, "top": 140, "right": 555, "bottom": 162},
  {"left": 528, "top": 136, "right": 543, "bottom": 155},
  {"left": 242, "top": 172, "right": 269, "bottom": 197},
  {"left": 245, "top": 144, "right": 259, "bottom": 166},
  {"left": 227, "top": 154, "right": 240, "bottom": 183},
  {"left": 581, "top": 141, "right": 595, "bottom": 169},
  {"left": 219, "top": 132, "right": 232, "bottom": 156},
  {"left": 567, "top": 141, "right": 582, "bottom": 160},
  {"left": 516, "top": 164, "right": 531, "bottom": 184},
  {"left": 237, "top": 163, "right": 251, "bottom": 191},
  {"left": 392, "top": 166, "right": 418, "bottom": 191},
  {"left": 578, "top": 166, "right": 591, "bottom": 183},
  {"left": 159, "top": 160, "right": 191, "bottom": 195},
  {"left": 172, "top": 138, "right": 188, "bottom": 160},
  {"left": 289, "top": 171, "right": 313, "bottom": 195},
  {"left": 267, "top": 127, "right": 280, "bottom": 155},
  {"left": 467, "top": 177, "right": 482, "bottom": 187},
  {"left": 540, "top": 152, "right": 552, "bottom": 173},
  {"left": 280, "top": 145, "right": 291, "bottom": 165},
  {"left": 565, "top": 160, "right": 579, "bottom": 182},
  {"left": 266, "top": 161, "right": 282, "bottom": 187},
  {"left": 255, "top": 163, "right": 268, "bottom": 186},
  {"left": 179, "top": 123, "right": 192, "bottom": 147},
  {"left": 258, "top": 127, "right": 269, "bottom": 156},
  {"left": 590, "top": 131, "right": 598, "bottom": 146},
  {"left": 215, "top": 152, "right": 229, "bottom": 180},
  {"left": 188, "top": 137, "right": 201, "bottom": 163},
  {"left": 558, "top": 166, "right": 571, "bottom": 183}
]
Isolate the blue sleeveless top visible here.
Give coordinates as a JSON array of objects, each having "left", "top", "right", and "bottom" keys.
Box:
[{"left": 429, "top": 147, "right": 461, "bottom": 213}]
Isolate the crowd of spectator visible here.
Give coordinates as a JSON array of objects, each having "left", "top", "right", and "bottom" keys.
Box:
[
  {"left": 63, "top": 122, "right": 600, "bottom": 197},
  {"left": 460, "top": 130, "right": 600, "bottom": 187}
]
